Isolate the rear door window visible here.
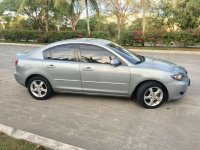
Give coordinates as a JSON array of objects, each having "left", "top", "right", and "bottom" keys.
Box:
[{"left": 43, "top": 44, "right": 76, "bottom": 61}]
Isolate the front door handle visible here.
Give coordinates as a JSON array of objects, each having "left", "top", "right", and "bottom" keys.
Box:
[
  {"left": 83, "top": 67, "right": 93, "bottom": 71},
  {"left": 46, "top": 64, "right": 56, "bottom": 69}
]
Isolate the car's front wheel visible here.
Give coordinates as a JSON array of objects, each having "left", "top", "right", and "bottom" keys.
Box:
[
  {"left": 136, "top": 82, "right": 167, "bottom": 108},
  {"left": 27, "top": 76, "right": 53, "bottom": 100}
]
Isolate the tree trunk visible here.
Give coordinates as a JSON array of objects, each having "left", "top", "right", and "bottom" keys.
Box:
[
  {"left": 117, "top": 16, "right": 121, "bottom": 40},
  {"left": 2, "top": 23, "right": 5, "bottom": 29},
  {"left": 44, "top": 0, "right": 49, "bottom": 32},
  {"left": 85, "top": 0, "right": 90, "bottom": 36},
  {"left": 70, "top": 17, "right": 80, "bottom": 31},
  {"left": 57, "top": 25, "right": 60, "bottom": 31},
  {"left": 142, "top": 0, "right": 146, "bottom": 35},
  {"left": 72, "top": 23, "right": 76, "bottom": 31},
  {"left": 97, "top": 16, "right": 100, "bottom": 32}
]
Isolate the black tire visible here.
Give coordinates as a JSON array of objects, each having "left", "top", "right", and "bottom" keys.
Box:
[
  {"left": 136, "top": 81, "right": 167, "bottom": 109},
  {"left": 27, "top": 76, "right": 53, "bottom": 100}
]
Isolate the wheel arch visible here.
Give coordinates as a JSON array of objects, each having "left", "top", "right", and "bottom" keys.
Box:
[
  {"left": 132, "top": 80, "right": 169, "bottom": 100},
  {"left": 25, "top": 74, "right": 52, "bottom": 88}
]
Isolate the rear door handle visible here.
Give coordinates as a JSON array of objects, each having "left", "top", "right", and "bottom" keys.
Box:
[
  {"left": 83, "top": 67, "right": 93, "bottom": 71},
  {"left": 46, "top": 64, "right": 56, "bottom": 69}
]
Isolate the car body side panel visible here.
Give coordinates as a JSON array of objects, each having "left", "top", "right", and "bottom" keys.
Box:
[
  {"left": 80, "top": 63, "right": 131, "bottom": 96},
  {"left": 42, "top": 60, "right": 81, "bottom": 92}
]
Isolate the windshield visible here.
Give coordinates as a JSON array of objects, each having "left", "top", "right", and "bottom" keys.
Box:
[{"left": 107, "top": 43, "right": 142, "bottom": 64}]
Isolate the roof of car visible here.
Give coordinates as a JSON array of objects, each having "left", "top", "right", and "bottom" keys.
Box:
[
  {"left": 51, "top": 38, "right": 111, "bottom": 46},
  {"left": 33, "top": 38, "right": 113, "bottom": 56}
]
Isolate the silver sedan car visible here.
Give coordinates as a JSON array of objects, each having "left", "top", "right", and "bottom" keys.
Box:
[{"left": 14, "top": 38, "right": 190, "bottom": 108}]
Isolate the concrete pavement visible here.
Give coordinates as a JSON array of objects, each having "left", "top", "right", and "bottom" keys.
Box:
[{"left": 0, "top": 44, "right": 200, "bottom": 150}]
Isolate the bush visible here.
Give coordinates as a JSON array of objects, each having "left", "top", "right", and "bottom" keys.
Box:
[
  {"left": 145, "top": 30, "right": 164, "bottom": 46},
  {"left": 119, "top": 29, "right": 200, "bottom": 47},
  {"left": 0, "top": 30, "right": 43, "bottom": 42},
  {"left": 0, "top": 30, "right": 110, "bottom": 43},
  {"left": 119, "top": 31, "right": 145, "bottom": 46},
  {"left": 1, "top": 29, "right": 199, "bottom": 47}
]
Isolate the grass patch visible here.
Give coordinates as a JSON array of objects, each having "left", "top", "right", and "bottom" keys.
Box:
[
  {"left": 124, "top": 46, "right": 200, "bottom": 51},
  {"left": 0, "top": 132, "right": 50, "bottom": 150}
]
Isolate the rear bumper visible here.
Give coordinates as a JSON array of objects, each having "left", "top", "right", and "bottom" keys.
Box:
[
  {"left": 167, "top": 78, "right": 190, "bottom": 101},
  {"left": 14, "top": 72, "right": 25, "bottom": 86}
]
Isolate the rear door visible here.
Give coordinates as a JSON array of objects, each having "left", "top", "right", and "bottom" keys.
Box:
[
  {"left": 78, "top": 44, "right": 131, "bottom": 96},
  {"left": 43, "top": 44, "right": 81, "bottom": 92}
]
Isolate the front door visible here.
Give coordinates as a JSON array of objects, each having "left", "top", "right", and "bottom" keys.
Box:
[
  {"left": 78, "top": 44, "right": 130, "bottom": 96},
  {"left": 43, "top": 44, "right": 81, "bottom": 92}
]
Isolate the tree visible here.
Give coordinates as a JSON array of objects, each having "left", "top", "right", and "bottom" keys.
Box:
[
  {"left": 89, "top": 14, "right": 107, "bottom": 32},
  {"left": 0, "top": 0, "right": 45, "bottom": 31},
  {"left": 55, "top": 0, "right": 99, "bottom": 34},
  {"left": 189, "top": 0, "right": 200, "bottom": 8},
  {"left": 141, "top": 0, "right": 150, "bottom": 35},
  {"left": 76, "top": 19, "right": 87, "bottom": 30},
  {"left": 135, "top": 0, "right": 159, "bottom": 34},
  {"left": 19, "top": 0, "right": 53, "bottom": 32},
  {"left": 175, "top": 0, "right": 200, "bottom": 29},
  {"left": 54, "top": 0, "right": 85, "bottom": 31},
  {"left": 44, "top": 0, "right": 49, "bottom": 32},
  {"left": 157, "top": 0, "right": 200, "bottom": 30},
  {"left": 74, "top": 0, "right": 99, "bottom": 35},
  {"left": 100, "top": 0, "right": 136, "bottom": 39},
  {"left": 68, "top": 0, "right": 85, "bottom": 31}
]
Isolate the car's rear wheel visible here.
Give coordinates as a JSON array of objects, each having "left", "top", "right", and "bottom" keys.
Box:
[
  {"left": 27, "top": 76, "right": 53, "bottom": 100},
  {"left": 136, "top": 82, "right": 167, "bottom": 108}
]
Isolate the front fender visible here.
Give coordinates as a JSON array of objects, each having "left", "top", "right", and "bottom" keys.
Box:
[{"left": 128, "top": 68, "right": 171, "bottom": 96}]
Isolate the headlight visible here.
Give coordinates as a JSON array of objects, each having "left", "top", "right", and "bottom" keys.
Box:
[{"left": 171, "top": 74, "right": 184, "bottom": 81}]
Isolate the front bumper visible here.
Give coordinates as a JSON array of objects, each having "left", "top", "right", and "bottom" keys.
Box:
[
  {"left": 167, "top": 77, "right": 190, "bottom": 100},
  {"left": 14, "top": 72, "right": 25, "bottom": 86}
]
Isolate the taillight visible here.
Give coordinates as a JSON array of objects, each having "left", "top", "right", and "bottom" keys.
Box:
[{"left": 15, "top": 59, "right": 19, "bottom": 65}]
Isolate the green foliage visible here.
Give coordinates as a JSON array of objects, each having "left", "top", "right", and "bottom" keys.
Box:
[
  {"left": 86, "top": 0, "right": 99, "bottom": 14},
  {"left": 158, "top": 0, "right": 200, "bottom": 30},
  {"left": 129, "top": 18, "right": 142, "bottom": 31},
  {"left": 76, "top": 19, "right": 87, "bottom": 30},
  {"left": 105, "top": 23, "right": 118, "bottom": 38},
  {"left": 0, "top": 30, "right": 110, "bottom": 43},
  {"left": 0, "top": 0, "right": 199, "bottom": 41},
  {"left": 0, "top": 29, "right": 199, "bottom": 48},
  {"left": 119, "top": 29, "right": 200, "bottom": 47},
  {"left": 129, "top": 17, "right": 165, "bottom": 32}
]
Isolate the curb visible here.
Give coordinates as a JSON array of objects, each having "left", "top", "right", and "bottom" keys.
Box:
[
  {"left": 130, "top": 49, "right": 200, "bottom": 55},
  {"left": 0, "top": 124, "right": 86, "bottom": 150},
  {"left": 0, "top": 42, "right": 200, "bottom": 55},
  {"left": 0, "top": 42, "right": 43, "bottom": 47}
]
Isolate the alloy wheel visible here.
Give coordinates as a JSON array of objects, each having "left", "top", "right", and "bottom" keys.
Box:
[
  {"left": 144, "top": 87, "right": 164, "bottom": 107},
  {"left": 30, "top": 80, "right": 47, "bottom": 98}
]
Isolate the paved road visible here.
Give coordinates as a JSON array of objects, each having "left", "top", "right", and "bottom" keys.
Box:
[{"left": 0, "top": 44, "right": 200, "bottom": 150}]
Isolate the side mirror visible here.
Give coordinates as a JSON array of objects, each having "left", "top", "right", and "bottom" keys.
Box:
[{"left": 110, "top": 59, "right": 121, "bottom": 67}]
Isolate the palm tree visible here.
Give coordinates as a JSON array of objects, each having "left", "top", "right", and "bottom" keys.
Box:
[
  {"left": 44, "top": 0, "right": 49, "bottom": 32},
  {"left": 71, "top": 0, "right": 99, "bottom": 35},
  {"left": 19, "top": 0, "right": 99, "bottom": 33},
  {"left": 19, "top": 0, "right": 50, "bottom": 32},
  {"left": 141, "top": 0, "right": 149, "bottom": 35}
]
